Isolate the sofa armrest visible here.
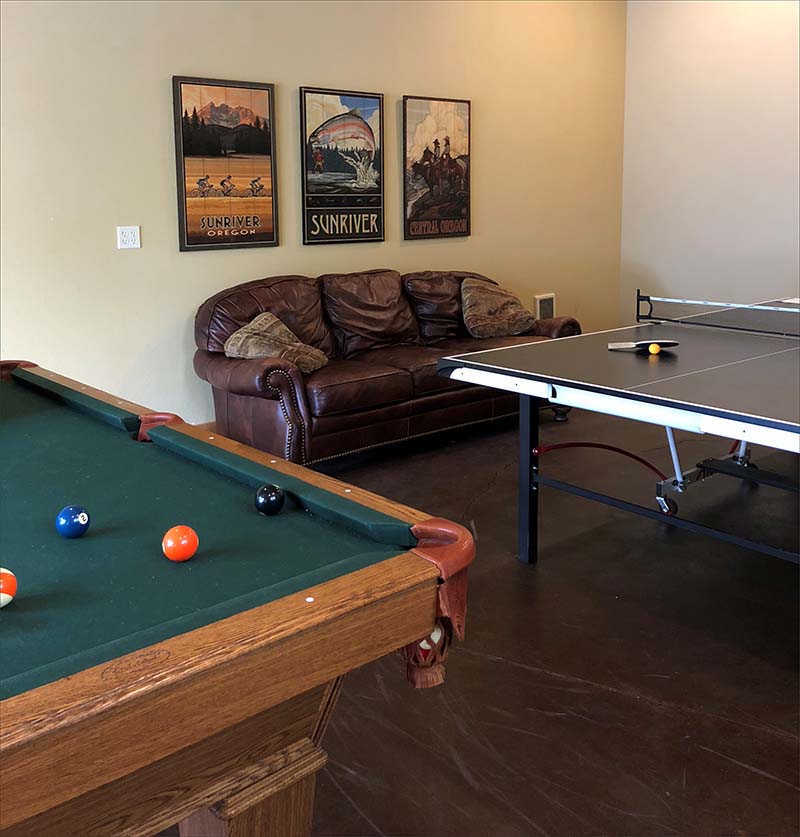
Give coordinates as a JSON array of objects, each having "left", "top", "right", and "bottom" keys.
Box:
[
  {"left": 532, "top": 316, "right": 582, "bottom": 339},
  {"left": 194, "top": 350, "right": 313, "bottom": 462},
  {"left": 193, "top": 351, "right": 305, "bottom": 400}
]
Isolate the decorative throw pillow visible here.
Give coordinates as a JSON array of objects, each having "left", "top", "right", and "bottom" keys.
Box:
[
  {"left": 224, "top": 312, "right": 328, "bottom": 374},
  {"left": 196, "top": 275, "right": 336, "bottom": 357},
  {"left": 402, "top": 271, "right": 495, "bottom": 342},
  {"left": 461, "top": 278, "right": 537, "bottom": 338}
]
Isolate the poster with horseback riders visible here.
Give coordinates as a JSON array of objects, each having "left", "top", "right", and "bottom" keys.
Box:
[
  {"left": 300, "top": 87, "right": 384, "bottom": 245},
  {"left": 403, "top": 96, "right": 470, "bottom": 240},
  {"left": 172, "top": 77, "right": 279, "bottom": 251}
]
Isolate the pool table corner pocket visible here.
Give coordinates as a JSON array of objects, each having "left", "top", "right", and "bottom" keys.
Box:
[
  {"left": 404, "top": 517, "right": 475, "bottom": 688},
  {"left": 0, "top": 359, "right": 36, "bottom": 381},
  {"left": 137, "top": 412, "right": 185, "bottom": 441}
]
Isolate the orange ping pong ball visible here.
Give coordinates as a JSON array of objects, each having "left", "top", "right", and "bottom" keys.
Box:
[
  {"left": 162, "top": 525, "right": 199, "bottom": 562},
  {"left": 648, "top": 343, "right": 661, "bottom": 355}
]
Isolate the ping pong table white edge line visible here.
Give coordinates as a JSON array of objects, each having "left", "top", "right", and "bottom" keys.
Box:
[
  {"left": 444, "top": 367, "right": 800, "bottom": 453},
  {"left": 439, "top": 358, "right": 800, "bottom": 432}
]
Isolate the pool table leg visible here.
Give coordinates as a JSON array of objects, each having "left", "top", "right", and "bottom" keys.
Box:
[
  {"left": 177, "top": 678, "right": 344, "bottom": 837},
  {"left": 178, "top": 773, "right": 319, "bottom": 837}
]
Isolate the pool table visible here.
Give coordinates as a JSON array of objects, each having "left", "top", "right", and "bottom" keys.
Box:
[{"left": 0, "top": 361, "right": 474, "bottom": 837}]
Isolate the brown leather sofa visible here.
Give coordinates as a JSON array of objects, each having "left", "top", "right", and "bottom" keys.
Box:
[{"left": 194, "top": 269, "right": 581, "bottom": 464}]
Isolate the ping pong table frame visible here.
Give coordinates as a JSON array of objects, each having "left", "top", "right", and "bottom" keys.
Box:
[
  {"left": 439, "top": 300, "right": 800, "bottom": 565},
  {"left": 517, "top": 394, "right": 798, "bottom": 565}
]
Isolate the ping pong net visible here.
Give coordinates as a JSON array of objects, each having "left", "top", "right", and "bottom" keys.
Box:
[{"left": 636, "top": 290, "right": 800, "bottom": 338}]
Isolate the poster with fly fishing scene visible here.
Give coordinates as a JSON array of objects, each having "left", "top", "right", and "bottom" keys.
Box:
[{"left": 300, "top": 87, "right": 384, "bottom": 245}]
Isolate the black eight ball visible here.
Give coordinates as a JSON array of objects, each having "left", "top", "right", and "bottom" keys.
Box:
[{"left": 255, "top": 484, "right": 285, "bottom": 516}]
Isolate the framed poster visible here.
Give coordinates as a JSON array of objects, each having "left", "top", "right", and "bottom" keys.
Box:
[
  {"left": 172, "top": 76, "right": 278, "bottom": 251},
  {"left": 300, "top": 86, "right": 384, "bottom": 245},
  {"left": 403, "top": 96, "right": 470, "bottom": 240}
]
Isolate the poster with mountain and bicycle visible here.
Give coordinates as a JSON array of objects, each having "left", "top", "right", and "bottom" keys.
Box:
[{"left": 172, "top": 76, "right": 279, "bottom": 251}]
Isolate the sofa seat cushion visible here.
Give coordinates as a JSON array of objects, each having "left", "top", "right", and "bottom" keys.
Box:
[
  {"left": 304, "top": 360, "right": 413, "bottom": 417},
  {"left": 352, "top": 345, "right": 466, "bottom": 396},
  {"left": 320, "top": 269, "right": 420, "bottom": 357}
]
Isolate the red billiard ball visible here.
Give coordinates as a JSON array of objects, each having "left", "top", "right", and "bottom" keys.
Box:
[{"left": 162, "top": 526, "right": 199, "bottom": 562}]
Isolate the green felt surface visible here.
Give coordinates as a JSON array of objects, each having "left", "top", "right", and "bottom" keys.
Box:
[{"left": 0, "top": 375, "right": 415, "bottom": 700}]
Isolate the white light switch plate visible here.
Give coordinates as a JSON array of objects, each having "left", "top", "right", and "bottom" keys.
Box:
[{"left": 117, "top": 226, "right": 141, "bottom": 249}]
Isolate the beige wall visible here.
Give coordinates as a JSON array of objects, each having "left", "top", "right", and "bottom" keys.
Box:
[
  {"left": 0, "top": 0, "right": 626, "bottom": 423},
  {"left": 620, "top": 0, "right": 800, "bottom": 314}
]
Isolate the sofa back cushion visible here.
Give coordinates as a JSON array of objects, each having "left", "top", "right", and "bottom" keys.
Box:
[
  {"left": 402, "top": 270, "right": 495, "bottom": 342},
  {"left": 320, "top": 269, "right": 420, "bottom": 358},
  {"left": 195, "top": 275, "right": 336, "bottom": 356}
]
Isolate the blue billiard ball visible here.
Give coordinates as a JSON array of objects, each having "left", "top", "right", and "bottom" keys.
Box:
[{"left": 55, "top": 505, "right": 91, "bottom": 538}]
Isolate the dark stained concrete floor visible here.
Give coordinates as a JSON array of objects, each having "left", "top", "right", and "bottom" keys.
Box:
[{"left": 309, "top": 408, "right": 799, "bottom": 837}]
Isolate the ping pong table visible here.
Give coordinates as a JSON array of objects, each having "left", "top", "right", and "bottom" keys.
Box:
[{"left": 438, "top": 292, "right": 800, "bottom": 564}]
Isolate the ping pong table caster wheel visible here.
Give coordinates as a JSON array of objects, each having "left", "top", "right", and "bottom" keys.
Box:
[
  {"left": 742, "top": 462, "right": 760, "bottom": 486},
  {"left": 552, "top": 406, "right": 571, "bottom": 422},
  {"left": 661, "top": 498, "right": 679, "bottom": 516}
]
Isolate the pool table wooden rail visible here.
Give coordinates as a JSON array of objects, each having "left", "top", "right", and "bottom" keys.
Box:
[
  {"left": 0, "top": 362, "right": 475, "bottom": 837},
  {"left": 1, "top": 360, "right": 153, "bottom": 415},
  {"left": 2, "top": 552, "right": 438, "bottom": 835}
]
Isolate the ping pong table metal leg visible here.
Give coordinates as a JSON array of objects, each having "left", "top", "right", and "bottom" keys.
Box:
[{"left": 518, "top": 395, "right": 540, "bottom": 564}]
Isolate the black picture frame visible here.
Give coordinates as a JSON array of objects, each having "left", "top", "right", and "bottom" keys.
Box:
[
  {"left": 172, "top": 76, "right": 279, "bottom": 251},
  {"left": 300, "top": 86, "right": 384, "bottom": 245},
  {"left": 402, "top": 95, "right": 471, "bottom": 240}
]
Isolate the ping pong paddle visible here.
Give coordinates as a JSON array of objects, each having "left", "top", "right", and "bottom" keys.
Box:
[{"left": 608, "top": 340, "right": 679, "bottom": 353}]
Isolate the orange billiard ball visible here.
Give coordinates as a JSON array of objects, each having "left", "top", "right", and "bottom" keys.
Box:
[
  {"left": 162, "top": 525, "right": 199, "bottom": 562},
  {"left": 0, "top": 567, "right": 17, "bottom": 608}
]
